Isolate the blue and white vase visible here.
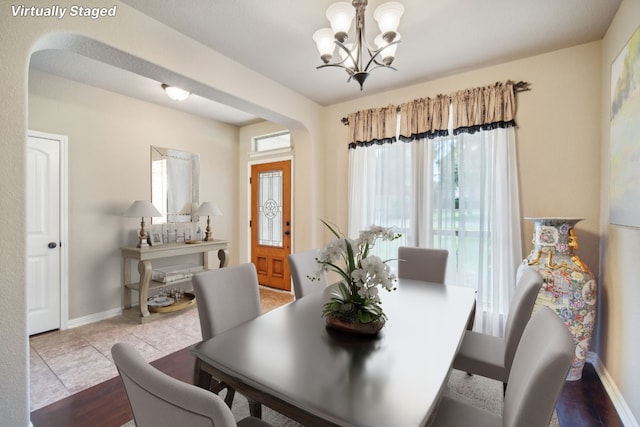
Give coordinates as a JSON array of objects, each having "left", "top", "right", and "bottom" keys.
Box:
[{"left": 519, "top": 217, "right": 597, "bottom": 381}]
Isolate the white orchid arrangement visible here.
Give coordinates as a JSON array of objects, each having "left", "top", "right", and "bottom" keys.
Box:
[{"left": 316, "top": 220, "right": 401, "bottom": 324}]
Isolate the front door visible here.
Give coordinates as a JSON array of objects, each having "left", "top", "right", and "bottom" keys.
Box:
[
  {"left": 251, "top": 160, "right": 291, "bottom": 291},
  {"left": 27, "top": 132, "right": 62, "bottom": 335}
]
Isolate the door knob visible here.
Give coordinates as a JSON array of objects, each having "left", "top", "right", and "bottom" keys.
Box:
[{"left": 48, "top": 242, "right": 58, "bottom": 249}]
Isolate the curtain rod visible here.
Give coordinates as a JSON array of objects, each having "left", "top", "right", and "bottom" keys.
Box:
[
  {"left": 512, "top": 80, "right": 531, "bottom": 92},
  {"left": 341, "top": 80, "right": 531, "bottom": 125}
]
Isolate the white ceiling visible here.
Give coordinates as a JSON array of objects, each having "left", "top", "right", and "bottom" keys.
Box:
[{"left": 30, "top": 0, "right": 621, "bottom": 126}]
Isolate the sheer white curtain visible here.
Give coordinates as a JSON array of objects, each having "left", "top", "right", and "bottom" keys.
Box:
[
  {"left": 348, "top": 141, "right": 414, "bottom": 262},
  {"left": 431, "top": 127, "right": 522, "bottom": 336},
  {"left": 349, "top": 128, "right": 522, "bottom": 336}
]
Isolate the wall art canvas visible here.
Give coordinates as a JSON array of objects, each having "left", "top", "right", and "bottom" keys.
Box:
[{"left": 610, "top": 25, "right": 640, "bottom": 227}]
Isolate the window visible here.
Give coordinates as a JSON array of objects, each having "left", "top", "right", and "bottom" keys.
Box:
[
  {"left": 252, "top": 131, "right": 291, "bottom": 153},
  {"left": 349, "top": 126, "right": 522, "bottom": 336}
]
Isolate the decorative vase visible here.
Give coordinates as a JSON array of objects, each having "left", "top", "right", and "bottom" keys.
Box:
[
  {"left": 519, "top": 217, "right": 597, "bottom": 381},
  {"left": 325, "top": 315, "right": 385, "bottom": 336}
]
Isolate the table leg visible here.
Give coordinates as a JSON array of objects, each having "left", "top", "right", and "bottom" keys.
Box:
[
  {"left": 203, "top": 248, "right": 229, "bottom": 270},
  {"left": 466, "top": 300, "right": 477, "bottom": 331},
  {"left": 249, "top": 400, "right": 262, "bottom": 419},
  {"left": 194, "top": 359, "right": 237, "bottom": 409},
  {"left": 138, "top": 260, "right": 152, "bottom": 317},
  {"left": 193, "top": 358, "right": 208, "bottom": 388},
  {"left": 218, "top": 248, "right": 229, "bottom": 268},
  {"left": 123, "top": 258, "right": 132, "bottom": 310}
]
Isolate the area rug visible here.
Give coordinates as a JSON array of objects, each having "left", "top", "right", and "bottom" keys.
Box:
[{"left": 121, "top": 369, "right": 559, "bottom": 426}]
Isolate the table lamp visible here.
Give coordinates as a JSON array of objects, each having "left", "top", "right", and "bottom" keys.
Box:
[
  {"left": 195, "top": 202, "right": 222, "bottom": 241},
  {"left": 124, "top": 200, "right": 162, "bottom": 248}
]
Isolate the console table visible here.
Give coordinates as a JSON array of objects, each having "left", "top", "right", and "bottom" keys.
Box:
[{"left": 121, "top": 239, "right": 229, "bottom": 323}]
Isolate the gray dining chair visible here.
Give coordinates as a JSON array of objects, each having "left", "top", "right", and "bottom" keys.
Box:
[
  {"left": 288, "top": 249, "right": 326, "bottom": 299},
  {"left": 453, "top": 267, "right": 544, "bottom": 388},
  {"left": 112, "top": 342, "right": 272, "bottom": 427},
  {"left": 396, "top": 246, "right": 472, "bottom": 328},
  {"left": 433, "top": 306, "right": 574, "bottom": 427},
  {"left": 397, "top": 246, "right": 449, "bottom": 283},
  {"left": 192, "top": 263, "right": 262, "bottom": 411}
]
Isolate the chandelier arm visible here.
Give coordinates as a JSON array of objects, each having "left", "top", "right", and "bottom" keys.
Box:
[
  {"left": 366, "top": 64, "right": 398, "bottom": 73},
  {"left": 363, "top": 40, "right": 401, "bottom": 72},
  {"left": 316, "top": 63, "right": 356, "bottom": 76},
  {"left": 335, "top": 41, "right": 361, "bottom": 72}
]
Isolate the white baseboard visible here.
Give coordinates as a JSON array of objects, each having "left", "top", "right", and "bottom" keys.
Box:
[
  {"left": 65, "top": 307, "right": 123, "bottom": 329},
  {"left": 588, "top": 351, "right": 639, "bottom": 427}
]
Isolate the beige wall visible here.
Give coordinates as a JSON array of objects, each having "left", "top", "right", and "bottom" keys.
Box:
[
  {"left": 600, "top": 0, "right": 640, "bottom": 423},
  {"left": 320, "top": 42, "right": 603, "bottom": 278},
  {"left": 28, "top": 70, "right": 240, "bottom": 319}
]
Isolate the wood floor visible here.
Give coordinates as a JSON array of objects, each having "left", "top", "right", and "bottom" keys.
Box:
[
  {"left": 30, "top": 287, "right": 624, "bottom": 426},
  {"left": 556, "top": 362, "right": 624, "bottom": 426},
  {"left": 31, "top": 346, "right": 623, "bottom": 427}
]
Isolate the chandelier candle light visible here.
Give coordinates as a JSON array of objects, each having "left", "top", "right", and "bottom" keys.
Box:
[{"left": 313, "top": 0, "right": 404, "bottom": 90}]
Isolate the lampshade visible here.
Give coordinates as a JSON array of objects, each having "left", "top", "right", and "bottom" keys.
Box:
[
  {"left": 374, "top": 1, "right": 404, "bottom": 40},
  {"left": 195, "top": 202, "right": 222, "bottom": 217},
  {"left": 124, "top": 200, "right": 162, "bottom": 218},
  {"left": 313, "top": 28, "right": 336, "bottom": 62},
  {"left": 338, "top": 43, "right": 356, "bottom": 71},
  {"left": 374, "top": 32, "right": 401, "bottom": 65},
  {"left": 326, "top": 2, "right": 354, "bottom": 42},
  {"left": 124, "top": 200, "right": 161, "bottom": 248},
  {"left": 161, "top": 84, "right": 190, "bottom": 101}
]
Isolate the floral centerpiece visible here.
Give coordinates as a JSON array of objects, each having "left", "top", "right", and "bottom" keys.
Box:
[{"left": 314, "top": 220, "right": 401, "bottom": 335}]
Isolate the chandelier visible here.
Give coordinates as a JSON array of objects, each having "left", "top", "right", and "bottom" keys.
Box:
[{"left": 313, "top": 1, "right": 404, "bottom": 90}]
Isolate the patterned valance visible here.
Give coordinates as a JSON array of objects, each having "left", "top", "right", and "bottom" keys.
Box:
[
  {"left": 346, "top": 80, "right": 526, "bottom": 148},
  {"left": 347, "top": 105, "right": 398, "bottom": 149},
  {"left": 398, "top": 94, "right": 450, "bottom": 142},
  {"left": 452, "top": 81, "right": 516, "bottom": 135}
]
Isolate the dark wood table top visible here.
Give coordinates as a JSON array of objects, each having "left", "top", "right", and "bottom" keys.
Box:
[{"left": 191, "top": 278, "right": 476, "bottom": 427}]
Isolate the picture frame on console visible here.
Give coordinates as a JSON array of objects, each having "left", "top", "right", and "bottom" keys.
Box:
[{"left": 150, "top": 230, "right": 163, "bottom": 246}]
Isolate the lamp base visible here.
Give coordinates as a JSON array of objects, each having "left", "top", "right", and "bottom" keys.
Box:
[
  {"left": 138, "top": 218, "right": 150, "bottom": 248},
  {"left": 138, "top": 226, "right": 150, "bottom": 248},
  {"left": 204, "top": 231, "right": 213, "bottom": 241}
]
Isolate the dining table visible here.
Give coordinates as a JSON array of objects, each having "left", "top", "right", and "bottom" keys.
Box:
[{"left": 190, "top": 278, "right": 476, "bottom": 427}]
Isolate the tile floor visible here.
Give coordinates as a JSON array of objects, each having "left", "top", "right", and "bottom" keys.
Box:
[{"left": 29, "top": 287, "right": 294, "bottom": 411}]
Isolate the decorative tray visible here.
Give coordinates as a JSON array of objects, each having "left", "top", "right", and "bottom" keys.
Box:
[
  {"left": 147, "top": 295, "right": 174, "bottom": 308},
  {"left": 148, "top": 292, "right": 196, "bottom": 313}
]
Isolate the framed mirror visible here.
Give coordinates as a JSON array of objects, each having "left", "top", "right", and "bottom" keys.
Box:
[{"left": 151, "top": 146, "right": 199, "bottom": 224}]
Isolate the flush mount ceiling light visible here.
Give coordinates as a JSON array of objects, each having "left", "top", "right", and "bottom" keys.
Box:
[
  {"left": 161, "top": 83, "right": 190, "bottom": 101},
  {"left": 313, "top": 0, "right": 404, "bottom": 90}
]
